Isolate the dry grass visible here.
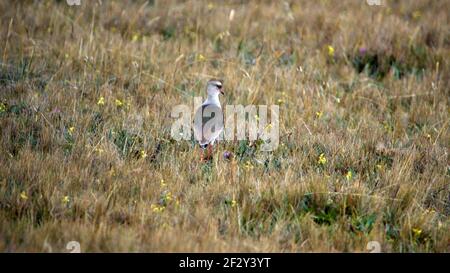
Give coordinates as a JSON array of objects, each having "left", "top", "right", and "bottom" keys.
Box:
[{"left": 0, "top": 0, "right": 449, "bottom": 252}]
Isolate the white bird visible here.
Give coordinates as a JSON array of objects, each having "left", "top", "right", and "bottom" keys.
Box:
[{"left": 193, "top": 79, "right": 224, "bottom": 161}]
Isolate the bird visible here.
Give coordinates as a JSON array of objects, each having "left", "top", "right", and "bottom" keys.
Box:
[{"left": 193, "top": 79, "right": 224, "bottom": 161}]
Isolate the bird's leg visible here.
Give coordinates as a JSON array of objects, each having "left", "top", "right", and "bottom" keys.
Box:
[
  {"left": 199, "top": 144, "right": 216, "bottom": 162},
  {"left": 207, "top": 145, "right": 213, "bottom": 161},
  {"left": 200, "top": 145, "right": 212, "bottom": 162},
  {"left": 200, "top": 148, "right": 205, "bottom": 162},
  {"left": 205, "top": 145, "right": 212, "bottom": 160}
]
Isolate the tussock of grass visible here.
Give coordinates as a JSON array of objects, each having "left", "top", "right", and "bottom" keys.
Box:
[{"left": 0, "top": 0, "right": 449, "bottom": 252}]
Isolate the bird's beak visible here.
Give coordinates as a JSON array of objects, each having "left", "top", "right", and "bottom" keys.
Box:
[{"left": 220, "top": 90, "right": 224, "bottom": 95}]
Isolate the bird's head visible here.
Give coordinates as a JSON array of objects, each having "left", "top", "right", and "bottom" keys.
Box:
[{"left": 206, "top": 79, "right": 224, "bottom": 96}]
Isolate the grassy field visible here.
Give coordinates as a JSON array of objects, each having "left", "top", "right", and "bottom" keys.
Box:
[{"left": 0, "top": 0, "right": 449, "bottom": 252}]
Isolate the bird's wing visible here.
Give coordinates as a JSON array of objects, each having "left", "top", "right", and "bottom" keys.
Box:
[{"left": 193, "top": 104, "right": 224, "bottom": 146}]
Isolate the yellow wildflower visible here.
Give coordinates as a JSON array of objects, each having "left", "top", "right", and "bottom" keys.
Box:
[
  {"left": 265, "top": 124, "right": 273, "bottom": 132},
  {"left": 198, "top": 54, "right": 206, "bottom": 62},
  {"left": 425, "top": 208, "right": 435, "bottom": 215},
  {"left": 327, "top": 45, "right": 335, "bottom": 57},
  {"left": 244, "top": 161, "right": 254, "bottom": 170},
  {"left": 151, "top": 204, "right": 164, "bottom": 213},
  {"left": 20, "top": 191, "right": 28, "bottom": 200},
  {"left": 164, "top": 191, "right": 173, "bottom": 202},
  {"left": 97, "top": 96, "right": 105, "bottom": 106},
  {"left": 231, "top": 200, "right": 237, "bottom": 208},
  {"left": 62, "top": 196, "right": 70, "bottom": 204},
  {"left": 140, "top": 150, "right": 148, "bottom": 159},
  {"left": 132, "top": 33, "right": 139, "bottom": 42},
  {"left": 115, "top": 99, "right": 124, "bottom": 107},
  {"left": 68, "top": 126, "right": 75, "bottom": 135},
  {"left": 160, "top": 179, "right": 167, "bottom": 187},
  {"left": 318, "top": 153, "right": 327, "bottom": 165},
  {"left": 412, "top": 228, "right": 422, "bottom": 237},
  {"left": 316, "top": 111, "right": 323, "bottom": 119},
  {"left": 0, "top": 102, "right": 6, "bottom": 113},
  {"left": 346, "top": 170, "right": 353, "bottom": 181}
]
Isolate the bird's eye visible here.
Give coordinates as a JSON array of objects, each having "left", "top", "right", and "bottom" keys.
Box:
[{"left": 215, "top": 84, "right": 222, "bottom": 89}]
